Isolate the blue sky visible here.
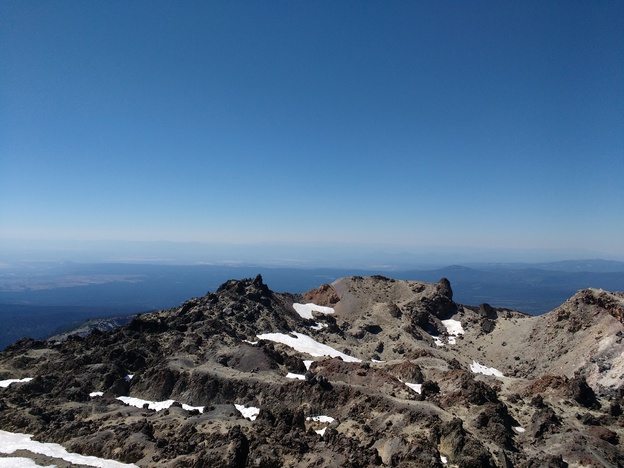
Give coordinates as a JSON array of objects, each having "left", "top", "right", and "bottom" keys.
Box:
[{"left": 1, "top": 1, "right": 623, "bottom": 263}]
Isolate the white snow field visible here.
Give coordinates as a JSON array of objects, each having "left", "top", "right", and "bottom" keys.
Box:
[
  {"left": 0, "top": 430, "right": 138, "bottom": 467},
  {"left": 292, "top": 303, "right": 335, "bottom": 320},
  {"left": 0, "top": 458, "right": 55, "bottom": 468},
  {"left": 256, "top": 331, "right": 361, "bottom": 362}
]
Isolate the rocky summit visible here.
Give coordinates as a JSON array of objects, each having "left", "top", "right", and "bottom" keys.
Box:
[{"left": 0, "top": 275, "right": 623, "bottom": 467}]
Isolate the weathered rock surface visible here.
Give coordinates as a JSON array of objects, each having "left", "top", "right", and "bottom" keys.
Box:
[{"left": 0, "top": 275, "right": 622, "bottom": 466}]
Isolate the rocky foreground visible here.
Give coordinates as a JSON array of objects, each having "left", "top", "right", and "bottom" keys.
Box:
[{"left": 0, "top": 275, "right": 623, "bottom": 467}]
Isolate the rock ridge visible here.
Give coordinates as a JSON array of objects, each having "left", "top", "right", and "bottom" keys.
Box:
[{"left": 0, "top": 275, "right": 622, "bottom": 467}]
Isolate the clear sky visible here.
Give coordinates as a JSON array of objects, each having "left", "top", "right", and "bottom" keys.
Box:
[{"left": 1, "top": 1, "right": 623, "bottom": 263}]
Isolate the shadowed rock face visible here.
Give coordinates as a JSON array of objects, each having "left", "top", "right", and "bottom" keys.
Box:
[{"left": 0, "top": 275, "right": 622, "bottom": 467}]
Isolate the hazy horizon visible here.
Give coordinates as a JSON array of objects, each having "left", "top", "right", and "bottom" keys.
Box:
[
  {"left": 2, "top": 2, "right": 622, "bottom": 259},
  {"left": 1, "top": 238, "right": 623, "bottom": 270}
]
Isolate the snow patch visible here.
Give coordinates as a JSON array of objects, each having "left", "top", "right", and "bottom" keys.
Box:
[
  {"left": 440, "top": 455, "right": 448, "bottom": 464},
  {"left": 404, "top": 382, "right": 422, "bottom": 394},
  {"left": 513, "top": 426, "right": 526, "bottom": 433},
  {"left": 293, "top": 303, "right": 335, "bottom": 320},
  {"left": 433, "top": 336, "right": 445, "bottom": 347},
  {"left": 0, "top": 430, "right": 138, "bottom": 467},
  {"left": 315, "top": 427, "right": 328, "bottom": 436},
  {"left": 115, "top": 396, "right": 204, "bottom": 413},
  {"left": 310, "top": 322, "right": 328, "bottom": 330},
  {"left": 234, "top": 404, "right": 260, "bottom": 421},
  {"left": 441, "top": 319, "right": 464, "bottom": 337},
  {"left": 286, "top": 372, "right": 306, "bottom": 380},
  {"left": 432, "top": 319, "right": 464, "bottom": 346},
  {"left": 303, "top": 360, "right": 314, "bottom": 370},
  {"left": 117, "top": 396, "right": 176, "bottom": 412},
  {"left": 306, "top": 415, "right": 335, "bottom": 436},
  {"left": 0, "top": 378, "right": 33, "bottom": 388},
  {"left": 181, "top": 403, "right": 205, "bottom": 412},
  {"left": 307, "top": 415, "right": 335, "bottom": 424},
  {"left": 89, "top": 391, "right": 103, "bottom": 398},
  {"left": 242, "top": 340, "right": 258, "bottom": 345},
  {"left": 470, "top": 360, "right": 504, "bottom": 377},
  {"left": 256, "top": 331, "right": 361, "bottom": 362}
]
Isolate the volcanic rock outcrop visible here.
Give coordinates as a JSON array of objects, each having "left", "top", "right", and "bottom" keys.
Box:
[{"left": 0, "top": 275, "right": 623, "bottom": 467}]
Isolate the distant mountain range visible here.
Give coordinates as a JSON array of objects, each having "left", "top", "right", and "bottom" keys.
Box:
[{"left": 0, "top": 259, "right": 622, "bottom": 350}]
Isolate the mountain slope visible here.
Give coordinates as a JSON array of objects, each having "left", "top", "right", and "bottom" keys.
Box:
[{"left": 0, "top": 275, "right": 622, "bottom": 467}]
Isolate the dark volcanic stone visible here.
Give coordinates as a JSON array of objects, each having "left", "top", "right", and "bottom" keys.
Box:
[
  {"left": 530, "top": 405, "right": 560, "bottom": 438},
  {"left": 434, "top": 418, "right": 497, "bottom": 468},
  {"left": 479, "top": 303, "right": 497, "bottom": 319},
  {"left": 569, "top": 375, "right": 601, "bottom": 409}
]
